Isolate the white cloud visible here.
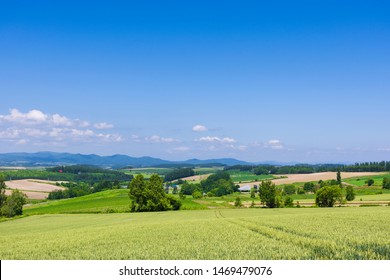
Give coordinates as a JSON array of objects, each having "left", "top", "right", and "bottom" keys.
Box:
[
  {"left": 146, "top": 135, "right": 180, "bottom": 143},
  {"left": 15, "top": 139, "right": 28, "bottom": 145},
  {"left": 221, "top": 137, "right": 236, "bottom": 143},
  {"left": 94, "top": 122, "right": 114, "bottom": 130},
  {"left": 0, "top": 108, "right": 47, "bottom": 124},
  {"left": 238, "top": 145, "right": 248, "bottom": 151},
  {"left": 265, "top": 139, "right": 284, "bottom": 150},
  {"left": 71, "top": 129, "right": 95, "bottom": 137},
  {"left": 52, "top": 114, "right": 72, "bottom": 126},
  {"left": 0, "top": 108, "right": 122, "bottom": 146},
  {"left": 0, "top": 128, "right": 20, "bottom": 139},
  {"left": 197, "top": 136, "right": 236, "bottom": 143},
  {"left": 192, "top": 124, "right": 208, "bottom": 132},
  {"left": 24, "top": 128, "right": 47, "bottom": 137},
  {"left": 130, "top": 134, "right": 141, "bottom": 142},
  {"left": 173, "top": 146, "right": 191, "bottom": 152},
  {"left": 97, "top": 133, "right": 123, "bottom": 142}
]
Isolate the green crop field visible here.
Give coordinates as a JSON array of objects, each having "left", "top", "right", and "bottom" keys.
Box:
[
  {"left": 24, "top": 189, "right": 131, "bottom": 214},
  {"left": 0, "top": 207, "right": 389, "bottom": 260}
]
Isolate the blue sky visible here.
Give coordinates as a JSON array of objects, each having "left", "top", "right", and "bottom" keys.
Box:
[{"left": 0, "top": 1, "right": 389, "bottom": 163}]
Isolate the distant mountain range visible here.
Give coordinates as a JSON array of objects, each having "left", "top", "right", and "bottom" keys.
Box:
[{"left": 0, "top": 152, "right": 259, "bottom": 168}]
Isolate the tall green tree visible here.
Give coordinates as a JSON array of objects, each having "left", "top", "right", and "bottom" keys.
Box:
[
  {"left": 315, "top": 186, "right": 343, "bottom": 207},
  {"left": 1, "top": 190, "right": 27, "bottom": 217},
  {"left": 258, "top": 180, "right": 277, "bottom": 208},
  {"left": 336, "top": 170, "right": 342, "bottom": 185},
  {"left": 0, "top": 174, "right": 7, "bottom": 208},
  {"left": 303, "top": 182, "right": 315, "bottom": 193},
  {"left": 345, "top": 185, "right": 355, "bottom": 201},
  {"left": 383, "top": 178, "right": 390, "bottom": 189},
  {"left": 128, "top": 174, "right": 181, "bottom": 212}
]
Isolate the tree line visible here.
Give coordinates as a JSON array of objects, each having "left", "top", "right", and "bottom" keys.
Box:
[{"left": 164, "top": 168, "right": 194, "bottom": 182}]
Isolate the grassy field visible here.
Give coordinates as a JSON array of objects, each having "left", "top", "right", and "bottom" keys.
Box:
[
  {"left": 24, "top": 190, "right": 131, "bottom": 214},
  {"left": 23, "top": 189, "right": 210, "bottom": 214},
  {"left": 344, "top": 174, "right": 390, "bottom": 187},
  {"left": 0, "top": 207, "right": 389, "bottom": 260}
]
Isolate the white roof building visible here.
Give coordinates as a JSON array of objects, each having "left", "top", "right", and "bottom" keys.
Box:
[{"left": 238, "top": 185, "right": 251, "bottom": 192}]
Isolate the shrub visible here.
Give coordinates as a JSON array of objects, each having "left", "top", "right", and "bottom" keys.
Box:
[
  {"left": 345, "top": 185, "right": 355, "bottom": 201},
  {"left": 315, "top": 186, "right": 343, "bottom": 207},
  {"left": 303, "top": 182, "right": 315, "bottom": 193},
  {"left": 1, "top": 190, "right": 27, "bottom": 217},
  {"left": 167, "top": 195, "right": 182, "bottom": 210},
  {"left": 284, "top": 184, "right": 296, "bottom": 195},
  {"left": 250, "top": 188, "right": 256, "bottom": 198},
  {"left": 284, "top": 196, "right": 294, "bottom": 207},
  {"left": 297, "top": 188, "right": 305, "bottom": 194},
  {"left": 365, "top": 178, "right": 374, "bottom": 186},
  {"left": 234, "top": 196, "right": 243, "bottom": 207},
  {"left": 192, "top": 190, "right": 203, "bottom": 199},
  {"left": 383, "top": 178, "right": 390, "bottom": 189}
]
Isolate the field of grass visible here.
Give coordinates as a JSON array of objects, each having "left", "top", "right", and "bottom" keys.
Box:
[
  {"left": 227, "top": 171, "right": 273, "bottom": 183},
  {"left": 24, "top": 189, "right": 211, "bottom": 214},
  {"left": 0, "top": 207, "right": 389, "bottom": 260},
  {"left": 344, "top": 174, "right": 390, "bottom": 187},
  {"left": 24, "top": 189, "right": 131, "bottom": 215}
]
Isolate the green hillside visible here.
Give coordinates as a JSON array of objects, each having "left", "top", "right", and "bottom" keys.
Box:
[{"left": 24, "top": 189, "right": 131, "bottom": 214}]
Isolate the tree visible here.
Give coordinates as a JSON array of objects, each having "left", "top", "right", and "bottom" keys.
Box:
[
  {"left": 337, "top": 170, "right": 342, "bottom": 185},
  {"left": 284, "top": 196, "right": 294, "bottom": 207},
  {"left": 250, "top": 188, "right": 256, "bottom": 198},
  {"left": 1, "top": 190, "right": 27, "bottom": 217},
  {"left": 128, "top": 174, "right": 181, "bottom": 212},
  {"left": 283, "top": 184, "right": 296, "bottom": 195},
  {"left": 164, "top": 168, "right": 194, "bottom": 182},
  {"left": 180, "top": 182, "right": 200, "bottom": 195},
  {"left": 192, "top": 190, "right": 203, "bottom": 199},
  {"left": 234, "top": 196, "right": 242, "bottom": 207},
  {"left": 315, "top": 186, "right": 343, "bottom": 207},
  {"left": 253, "top": 166, "right": 269, "bottom": 175},
  {"left": 200, "top": 172, "right": 235, "bottom": 197},
  {"left": 365, "top": 178, "right": 374, "bottom": 186},
  {"left": 382, "top": 178, "right": 390, "bottom": 189},
  {"left": 258, "top": 181, "right": 276, "bottom": 208},
  {"left": 303, "top": 182, "right": 315, "bottom": 193},
  {"left": 0, "top": 174, "right": 7, "bottom": 209},
  {"left": 345, "top": 185, "right": 355, "bottom": 201}
]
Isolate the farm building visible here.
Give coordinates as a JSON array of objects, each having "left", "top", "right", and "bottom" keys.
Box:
[{"left": 238, "top": 185, "right": 251, "bottom": 192}]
